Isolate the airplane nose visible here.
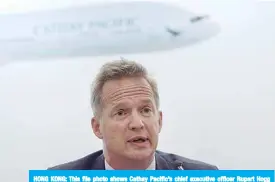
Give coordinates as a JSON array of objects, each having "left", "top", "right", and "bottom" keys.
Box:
[{"left": 186, "top": 15, "right": 221, "bottom": 40}]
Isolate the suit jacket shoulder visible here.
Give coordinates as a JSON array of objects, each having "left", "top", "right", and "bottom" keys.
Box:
[
  {"left": 47, "top": 150, "right": 218, "bottom": 170},
  {"left": 156, "top": 150, "right": 218, "bottom": 170},
  {"left": 47, "top": 150, "right": 104, "bottom": 170}
]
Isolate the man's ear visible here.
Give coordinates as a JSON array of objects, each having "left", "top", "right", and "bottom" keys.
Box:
[
  {"left": 158, "top": 111, "right": 163, "bottom": 133},
  {"left": 91, "top": 117, "right": 103, "bottom": 139}
]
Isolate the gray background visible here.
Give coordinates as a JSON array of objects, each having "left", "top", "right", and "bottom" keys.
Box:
[{"left": 0, "top": 0, "right": 274, "bottom": 181}]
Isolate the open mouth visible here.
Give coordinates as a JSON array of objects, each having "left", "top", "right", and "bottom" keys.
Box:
[{"left": 128, "top": 137, "right": 149, "bottom": 143}]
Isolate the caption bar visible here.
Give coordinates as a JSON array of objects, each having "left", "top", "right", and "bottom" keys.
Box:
[{"left": 29, "top": 170, "right": 274, "bottom": 182}]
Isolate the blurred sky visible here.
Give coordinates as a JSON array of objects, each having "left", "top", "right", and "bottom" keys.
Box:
[{"left": 0, "top": 0, "right": 275, "bottom": 181}]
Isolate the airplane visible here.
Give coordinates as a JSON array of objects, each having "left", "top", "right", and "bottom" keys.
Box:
[{"left": 0, "top": 1, "right": 220, "bottom": 64}]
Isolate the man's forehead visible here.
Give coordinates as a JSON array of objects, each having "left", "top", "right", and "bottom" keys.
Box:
[
  {"left": 104, "top": 77, "right": 150, "bottom": 88},
  {"left": 102, "top": 78, "right": 152, "bottom": 95},
  {"left": 101, "top": 78, "right": 154, "bottom": 105}
]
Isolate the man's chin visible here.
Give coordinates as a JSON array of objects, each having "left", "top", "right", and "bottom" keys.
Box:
[{"left": 126, "top": 149, "right": 154, "bottom": 160}]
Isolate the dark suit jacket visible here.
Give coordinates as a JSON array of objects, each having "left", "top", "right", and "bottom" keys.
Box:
[{"left": 48, "top": 150, "right": 218, "bottom": 170}]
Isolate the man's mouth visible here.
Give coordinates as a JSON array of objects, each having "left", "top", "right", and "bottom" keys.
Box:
[{"left": 128, "top": 136, "right": 149, "bottom": 143}]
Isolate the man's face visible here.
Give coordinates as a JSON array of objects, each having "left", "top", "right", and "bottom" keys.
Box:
[{"left": 92, "top": 77, "right": 162, "bottom": 161}]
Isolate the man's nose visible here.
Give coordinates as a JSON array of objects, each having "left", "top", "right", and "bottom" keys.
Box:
[{"left": 128, "top": 111, "right": 144, "bottom": 130}]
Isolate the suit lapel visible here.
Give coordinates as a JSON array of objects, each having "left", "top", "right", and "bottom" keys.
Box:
[
  {"left": 155, "top": 152, "right": 174, "bottom": 170},
  {"left": 90, "top": 153, "right": 105, "bottom": 170}
]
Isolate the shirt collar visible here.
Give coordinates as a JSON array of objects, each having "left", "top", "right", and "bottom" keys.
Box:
[{"left": 105, "top": 156, "right": 156, "bottom": 170}]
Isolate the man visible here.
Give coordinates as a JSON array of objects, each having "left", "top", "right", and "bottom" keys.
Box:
[{"left": 48, "top": 59, "right": 218, "bottom": 170}]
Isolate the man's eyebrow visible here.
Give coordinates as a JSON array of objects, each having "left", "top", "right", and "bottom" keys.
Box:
[
  {"left": 110, "top": 102, "right": 127, "bottom": 111},
  {"left": 139, "top": 99, "right": 154, "bottom": 105}
]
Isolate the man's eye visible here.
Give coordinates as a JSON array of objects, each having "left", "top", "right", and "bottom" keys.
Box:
[
  {"left": 116, "top": 110, "right": 125, "bottom": 116},
  {"left": 141, "top": 107, "right": 152, "bottom": 114}
]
